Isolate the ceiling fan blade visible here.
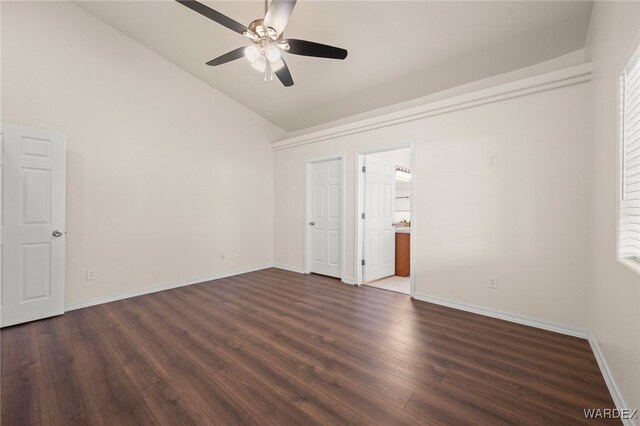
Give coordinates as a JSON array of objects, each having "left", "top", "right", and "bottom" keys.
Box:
[
  {"left": 264, "top": 0, "right": 297, "bottom": 35},
  {"left": 176, "top": 0, "right": 247, "bottom": 35},
  {"left": 206, "top": 47, "right": 246, "bottom": 66},
  {"left": 284, "top": 39, "right": 348, "bottom": 60},
  {"left": 274, "top": 58, "right": 294, "bottom": 87}
]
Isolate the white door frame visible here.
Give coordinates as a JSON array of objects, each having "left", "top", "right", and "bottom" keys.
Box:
[
  {"left": 355, "top": 142, "right": 416, "bottom": 296},
  {"left": 304, "top": 155, "right": 346, "bottom": 282}
]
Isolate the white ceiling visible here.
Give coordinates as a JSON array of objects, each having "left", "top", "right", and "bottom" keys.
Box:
[{"left": 76, "top": 1, "right": 593, "bottom": 132}]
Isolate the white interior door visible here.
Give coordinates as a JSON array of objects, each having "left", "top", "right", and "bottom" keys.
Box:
[
  {"left": 364, "top": 156, "right": 396, "bottom": 282},
  {"left": 309, "top": 159, "right": 341, "bottom": 278},
  {"left": 1, "top": 123, "right": 66, "bottom": 327}
]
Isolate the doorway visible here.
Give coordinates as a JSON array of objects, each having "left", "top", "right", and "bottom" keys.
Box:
[
  {"left": 304, "top": 157, "right": 344, "bottom": 279},
  {"left": 356, "top": 145, "right": 414, "bottom": 295}
]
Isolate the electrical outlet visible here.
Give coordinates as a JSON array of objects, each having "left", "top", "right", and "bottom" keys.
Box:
[
  {"left": 488, "top": 155, "right": 497, "bottom": 166},
  {"left": 219, "top": 253, "right": 225, "bottom": 260},
  {"left": 287, "top": 247, "right": 292, "bottom": 256},
  {"left": 87, "top": 269, "right": 96, "bottom": 281},
  {"left": 236, "top": 249, "right": 241, "bottom": 258},
  {"left": 489, "top": 276, "right": 497, "bottom": 289}
]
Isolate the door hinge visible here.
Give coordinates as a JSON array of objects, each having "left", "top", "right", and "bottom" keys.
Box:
[
  {"left": 361, "top": 259, "right": 365, "bottom": 266},
  {"left": 361, "top": 212, "right": 365, "bottom": 219},
  {"left": 362, "top": 166, "right": 366, "bottom": 173}
]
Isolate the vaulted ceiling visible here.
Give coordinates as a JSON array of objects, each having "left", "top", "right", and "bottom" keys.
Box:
[{"left": 76, "top": 1, "right": 593, "bottom": 132}]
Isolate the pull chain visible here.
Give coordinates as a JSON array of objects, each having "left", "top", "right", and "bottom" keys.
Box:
[{"left": 263, "top": 1, "right": 273, "bottom": 83}]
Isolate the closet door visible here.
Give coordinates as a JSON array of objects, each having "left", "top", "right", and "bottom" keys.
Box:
[{"left": 1, "top": 123, "right": 66, "bottom": 327}]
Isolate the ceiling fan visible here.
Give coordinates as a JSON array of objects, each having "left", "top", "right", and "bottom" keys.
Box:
[{"left": 176, "top": 0, "right": 348, "bottom": 87}]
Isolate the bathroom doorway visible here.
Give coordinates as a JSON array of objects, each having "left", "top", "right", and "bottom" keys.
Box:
[{"left": 356, "top": 145, "right": 415, "bottom": 295}]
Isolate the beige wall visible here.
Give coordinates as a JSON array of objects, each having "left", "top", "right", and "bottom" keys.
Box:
[
  {"left": 586, "top": 1, "right": 640, "bottom": 417},
  {"left": 367, "top": 148, "right": 411, "bottom": 169},
  {"left": 274, "top": 81, "right": 591, "bottom": 330},
  {"left": 1, "top": 1, "right": 284, "bottom": 306}
]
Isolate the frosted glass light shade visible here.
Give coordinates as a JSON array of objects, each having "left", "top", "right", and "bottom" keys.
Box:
[
  {"left": 244, "top": 45, "right": 260, "bottom": 63},
  {"left": 265, "top": 44, "right": 281, "bottom": 63}
]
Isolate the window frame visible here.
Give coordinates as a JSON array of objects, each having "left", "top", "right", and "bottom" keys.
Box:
[{"left": 617, "top": 42, "right": 640, "bottom": 275}]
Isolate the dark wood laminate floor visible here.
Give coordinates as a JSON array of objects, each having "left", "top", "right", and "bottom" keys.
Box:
[{"left": 2, "top": 268, "right": 618, "bottom": 425}]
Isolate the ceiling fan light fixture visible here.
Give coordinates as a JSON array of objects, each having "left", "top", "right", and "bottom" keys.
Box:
[
  {"left": 244, "top": 45, "right": 260, "bottom": 63},
  {"left": 265, "top": 44, "right": 282, "bottom": 63},
  {"left": 177, "top": 0, "right": 348, "bottom": 87},
  {"left": 242, "top": 30, "right": 259, "bottom": 41}
]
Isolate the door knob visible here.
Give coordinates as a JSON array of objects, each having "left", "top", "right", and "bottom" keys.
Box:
[
  {"left": 309, "top": 221, "right": 315, "bottom": 226},
  {"left": 52, "top": 230, "right": 63, "bottom": 238}
]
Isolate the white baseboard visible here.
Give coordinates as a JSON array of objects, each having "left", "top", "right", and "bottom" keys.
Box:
[
  {"left": 272, "top": 264, "right": 357, "bottom": 285},
  {"left": 273, "top": 263, "right": 304, "bottom": 274},
  {"left": 65, "top": 263, "right": 274, "bottom": 311},
  {"left": 412, "top": 293, "right": 589, "bottom": 339},
  {"left": 272, "top": 264, "right": 356, "bottom": 286},
  {"left": 272, "top": 263, "right": 306, "bottom": 274},
  {"left": 588, "top": 333, "right": 637, "bottom": 426}
]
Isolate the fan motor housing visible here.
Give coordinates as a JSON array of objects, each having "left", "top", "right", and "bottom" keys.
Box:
[{"left": 248, "top": 19, "right": 278, "bottom": 40}]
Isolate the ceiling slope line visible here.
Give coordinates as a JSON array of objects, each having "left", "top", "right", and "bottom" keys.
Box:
[{"left": 271, "top": 62, "right": 592, "bottom": 151}]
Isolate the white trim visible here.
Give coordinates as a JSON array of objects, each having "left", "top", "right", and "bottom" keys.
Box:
[
  {"left": 355, "top": 143, "right": 417, "bottom": 299},
  {"left": 409, "top": 143, "right": 417, "bottom": 297},
  {"left": 303, "top": 156, "right": 346, "bottom": 280},
  {"left": 273, "top": 263, "right": 355, "bottom": 285},
  {"left": 271, "top": 63, "right": 591, "bottom": 151},
  {"left": 617, "top": 43, "right": 640, "bottom": 274},
  {"left": 588, "top": 333, "right": 637, "bottom": 426},
  {"left": 355, "top": 153, "right": 364, "bottom": 284},
  {"left": 272, "top": 263, "right": 306, "bottom": 274},
  {"left": 412, "top": 293, "right": 588, "bottom": 339},
  {"left": 618, "top": 257, "right": 640, "bottom": 276},
  {"left": 341, "top": 156, "right": 347, "bottom": 281},
  {"left": 65, "top": 263, "right": 273, "bottom": 311},
  {"left": 341, "top": 277, "right": 357, "bottom": 285}
]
